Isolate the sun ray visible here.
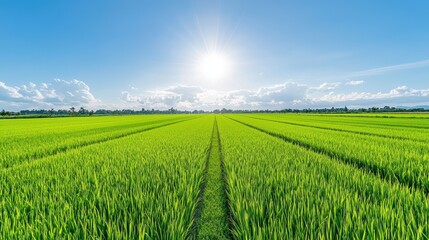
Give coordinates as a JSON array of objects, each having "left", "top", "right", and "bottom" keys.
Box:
[{"left": 198, "top": 51, "right": 231, "bottom": 80}]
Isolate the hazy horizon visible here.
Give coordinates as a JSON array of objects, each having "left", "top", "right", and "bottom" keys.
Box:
[{"left": 1, "top": 1, "right": 428, "bottom": 111}]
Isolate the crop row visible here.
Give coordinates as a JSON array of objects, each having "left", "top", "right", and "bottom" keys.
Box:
[
  {"left": 0, "top": 115, "right": 193, "bottom": 168},
  {"left": 250, "top": 114, "right": 429, "bottom": 142},
  {"left": 228, "top": 115, "right": 429, "bottom": 193},
  {"left": 0, "top": 116, "right": 213, "bottom": 238},
  {"left": 312, "top": 113, "right": 429, "bottom": 119},
  {"left": 0, "top": 114, "right": 183, "bottom": 136},
  {"left": 194, "top": 119, "right": 230, "bottom": 239},
  {"left": 217, "top": 116, "right": 429, "bottom": 239},
  {"left": 302, "top": 114, "right": 429, "bottom": 129},
  {"left": 2, "top": 113, "right": 428, "bottom": 238}
]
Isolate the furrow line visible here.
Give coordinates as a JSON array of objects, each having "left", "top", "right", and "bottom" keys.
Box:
[
  {"left": 188, "top": 120, "right": 214, "bottom": 240},
  {"left": 2, "top": 118, "right": 193, "bottom": 171},
  {"left": 246, "top": 116, "right": 423, "bottom": 143},
  {"left": 189, "top": 117, "right": 231, "bottom": 239},
  {"left": 217, "top": 118, "right": 235, "bottom": 240},
  {"left": 227, "top": 117, "right": 427, "bottom": 195},
  {"left": 314, "top": 117, "right": 429, "bottom": 130}
]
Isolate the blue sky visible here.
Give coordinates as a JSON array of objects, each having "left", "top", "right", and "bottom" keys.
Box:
[{"left": 1, "top": 0, "right": 429, "bottom": 110}]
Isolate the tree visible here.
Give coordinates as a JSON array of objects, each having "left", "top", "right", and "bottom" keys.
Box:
[
  {"left": 1, "top": 110, "right": 5, "bottom": 116},
  {"left": 168, "top": 107, "right": 177, "bottom": 113},
  {"left": 78, "top": 107, "right": 87, "bottom": 115},
  {"left": 69, "top": 107, "right": 75, "bottom": 115}
]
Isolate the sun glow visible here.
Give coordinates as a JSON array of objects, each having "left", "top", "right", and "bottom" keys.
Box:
[{"left": 198, "top": 51, "right": 231, "bottom": 80}]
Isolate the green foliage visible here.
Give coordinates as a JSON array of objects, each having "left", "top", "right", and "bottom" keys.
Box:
[
  {"left": 217, "top": 116, "right": 429, "bottom": 239},
  {"left": 0, "top": 115, "right": 212, "bottom": 238},
  {"left": 0, "top": 115, "right": 193, "bottom": 168},
  {"left": 196, "top": 119, "right": 230, "bottom": 239},
  {"left": 1, "top": 113, "right": 429, "bottom": 238},
  {"left": 229, "top": 114, "right": 429, "bottom": 193},
  {"left": 250, "top": 114, "right": 429, "bottom": 143}
]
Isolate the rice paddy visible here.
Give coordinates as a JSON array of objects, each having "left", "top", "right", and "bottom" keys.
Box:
[{"left": 1, "top": 113, "right": 428, "bottom": 239}]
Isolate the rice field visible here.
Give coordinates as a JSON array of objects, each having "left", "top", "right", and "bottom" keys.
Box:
[{"left": 1, "top": 113, "right": 428, "bottom": 239}]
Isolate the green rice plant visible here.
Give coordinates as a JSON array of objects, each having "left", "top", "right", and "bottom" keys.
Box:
[
  {"left": 228, "top": 115, "right": 429, "bottom": 193},
  {"left": 298, "top": 113, "right": 429, "bottom": 129},
  {"left": 195, "top": 118, "right": 230, "bottom": 239},
  {"left": 217, "top": 116, "right": 429, "bottom": 239},
  {"left": 0, "top": 115, "right": 193, "bottom": 168},
  {"left": 311, "top": 113, "right": 429, "bottom": 119},
  {"left": 0, "top": 116, "right": 213, "bottom": 239},
  {"left": 250, "top": 114, "right": 429, "bottom": 142},
  {"left": 2, "top": 113, "right": 429, "bottom": 239}
]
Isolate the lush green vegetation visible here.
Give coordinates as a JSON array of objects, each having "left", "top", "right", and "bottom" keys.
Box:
[
  {"left": 0, "top": 115, "right": 191, "bottom": 168},
  {"left": 1, "top": 113, "right": 428, "bottom": 239},
  {"left": 0, "top": 115, "right": 210, "bottom": 238},
  {"left": 228, "top": 115, "right": 429, "bottom": 193},
  {"left": 248, "top": 114, "right": 429, "bottom": 142},
  {"left": 217, "top": 115, "right": 429, "bottom": 239},
  {"left": 195, "top": 119, "right": 230, "bottom": 239}
]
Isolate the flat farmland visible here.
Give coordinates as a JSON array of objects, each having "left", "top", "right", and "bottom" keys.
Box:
[{"left": 1, "top": 114, "right": 428, "bottom": 239}]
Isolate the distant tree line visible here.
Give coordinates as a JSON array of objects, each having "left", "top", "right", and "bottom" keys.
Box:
[
  {"left": 0, "top": 107, "right": 206, "bottom": 118},
  {"left": 1, "top": 105, "right": 428, "bottom": 118},
  {"left": 212, "top": 106, "right": 429, "bottom": 114}
]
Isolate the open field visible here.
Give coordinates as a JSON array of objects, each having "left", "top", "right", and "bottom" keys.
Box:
[{"left": 1, "top": 113, "right": 429, "bottom": 239}]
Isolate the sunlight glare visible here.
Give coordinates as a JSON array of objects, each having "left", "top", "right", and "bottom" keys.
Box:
[{"left": 198, "top": 51, "right": 231, "bottom": 80}]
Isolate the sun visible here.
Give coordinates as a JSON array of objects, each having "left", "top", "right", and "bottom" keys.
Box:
[{"left": 198, "top": 51, "right": 231, "bottom": 80}]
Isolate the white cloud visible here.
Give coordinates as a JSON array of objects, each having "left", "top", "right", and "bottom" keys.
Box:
[
  {"left": 255, "top": 82, "right": 308, "bottom": 102},
  {"left": 0, "top": 79, "right": 99, "bottom": 109},
  {"left": 312, "top": 82, "right": 342, "bottom": 91},
  {"left": 121, "top": 91, "right": 142, "bottom": 102},
  {"left": 2, "top": 79, "right": 428, "bottom": 111},
  {"left": 121, "top": 82, "right": 309, "bottom": 110},
  {"left": 128, "top": 85, "right": 138, "bottom": 90},
  {"left": 317, "top": 86, "right": 429, "bottom": 102},
  {"left": 346, "top": 80, "right": 364, "bottom": 86},
  {"left": 0, "top": 82, "right": 23, "bottom": 100},
  {"left": 313, "top": 86, "right": 429, "bottom": 108},
  {"left": 120, "top": 83, "right": 429, "bottom": 110},
  {"left": 350, "top": 59, "right": 429, "bottom": 77},
  {"left": 49, "top": 79, "right": 98, "bottom": 104}
]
